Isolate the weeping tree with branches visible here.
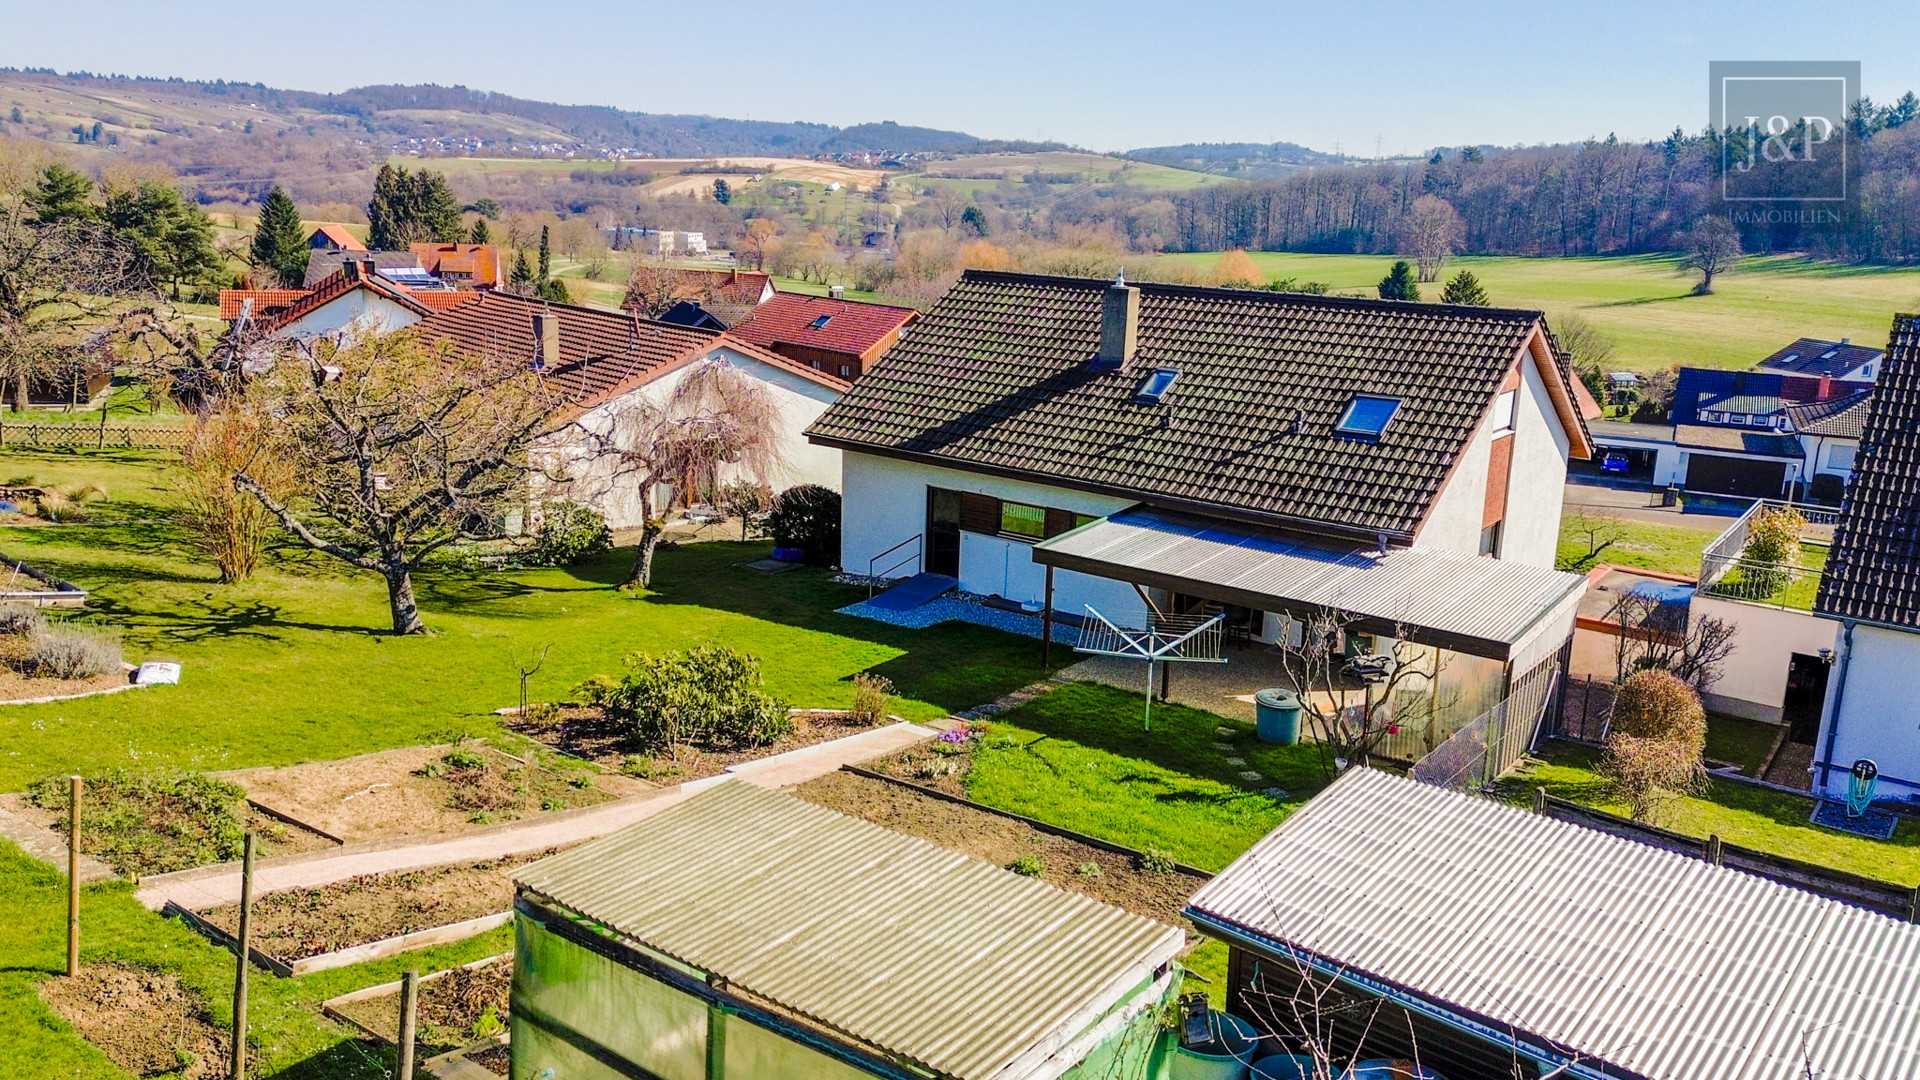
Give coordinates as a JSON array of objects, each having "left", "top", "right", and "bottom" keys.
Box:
[
  {"left": 233, "top": 327, "right": 560, "bottom": 634},
  {"left": 551, "top": 359, "right": 784, "bottom": 589}
]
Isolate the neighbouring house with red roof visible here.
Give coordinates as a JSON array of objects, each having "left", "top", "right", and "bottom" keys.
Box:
[
  {"left": 728, "top": 292, "right": 920, "bottom": 381},
  {"left": 221, "top": 258, "right": 479, "bottom": 339},
  {"left": 306, "top": 223, "right": 366, "bottom": 252},
  {"left": 412, "top": 292, "right": 847, "bottom": 528},
  {"left": 409, "top": 243, "right": 505, "bottom": 290}
]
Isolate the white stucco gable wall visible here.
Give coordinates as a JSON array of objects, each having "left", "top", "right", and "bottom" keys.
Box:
[
  {"left": 278, "top": 291, "right": 424, "bottom": 339},
  {"left": 531, "top": 347, "right": 842, "bottom": 530},
  {"left": 1819, "top": 623, "right": 1920, "bottom": 799},
  {"left": 1415, "top": 336, "right": 1572, "bottom": 568}
]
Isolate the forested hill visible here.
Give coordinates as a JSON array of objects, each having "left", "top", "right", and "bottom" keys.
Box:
[
  {"left": 0, "top": 69, "right": 1064, "bottom": 164},
  {"left": 1126, "top": 140, "right": 1350, "bottom": 178}
]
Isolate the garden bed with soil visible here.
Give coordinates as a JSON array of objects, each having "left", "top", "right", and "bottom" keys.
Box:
[
  {"left": 232, "top": 742, "right": 646, "bottom": 843},
  {"left": 327, "top": 955, "right": 511, "bottom": 1055},
  {"left": 196, "top": 849, "right": 556, "bottom": 967},
  {"left": 36, "top": 963, "right": 231, "bottom": 1079},
  {"left": 792, "top": 768, "right": 1204, "bottom": 933},
  {"left": 504, "top": 705, "right": 887, "bottom": 783},
  {"left": 0, "top": 665, "right": 131, "bottom": 703},
  {"left": 0, "top": 776, "right": 337, "bottom": 877}
]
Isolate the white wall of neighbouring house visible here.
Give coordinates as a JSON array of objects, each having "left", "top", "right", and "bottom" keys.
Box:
[
  {"left": 1417, "top": 340, "right": 1571, "bottom": 568},
  {"left": 532, "top": 349, "right": 841, "bottom": 530},
  {"left": 278, "top": 291, "right": 423, "bottom": 339},
  {"left": 839, "top": 452, "right": 1144, "bottom": 622},
  {"left": 1819, "top": 623, "right": 1920, "bottom": 800},
  {"left": 1691, "top": 594, "right": 1838, "bottom": 722}
]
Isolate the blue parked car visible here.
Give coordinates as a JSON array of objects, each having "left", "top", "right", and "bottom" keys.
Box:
[{"left": 1600, "top": 451, "right": 1631, "bottom": 474}]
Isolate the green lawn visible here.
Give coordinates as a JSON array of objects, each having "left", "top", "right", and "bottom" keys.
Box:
[
  {"left": 0, "top": 840, "right": 514, "bottom": 1079},
  {"left": 1499, "top": 741, "right": 1920, "bottom": 885},
  {"left": 1150, "top": 251, "right": 1920, "bottom": 376},
  {"left": 0, "top": 449, "right": 1059, "bottom": 790},
  {"left": 1707, "top": 543, "right": 1829, "bottom": 611},
  {"left": 1705, "top": 713, "right": 1783, "bottom": 776},
  {"left": 1556, "top": 516, "right": 1715, "bottom": 577},
  {"left": 964, "top": 682, "right": 1332, "bottom": 873},
  {"left": 3, "top": 380, "right": 187, "bottom": 428}
]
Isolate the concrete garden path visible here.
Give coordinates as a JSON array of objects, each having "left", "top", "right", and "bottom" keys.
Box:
[{"left": 135, "top": 720, "right": 938, "bottom": 913}]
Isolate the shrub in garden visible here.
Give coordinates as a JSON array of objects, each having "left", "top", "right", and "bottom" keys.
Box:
[
  {"left": 0, "top": 603, "right": 48, "bottom": 639},
  {"left": 30, "top": 624, "right": 123, "bottom": 679},
  {"left": 28, "top": 769, "right": 248, "bottom": 875},
  {"left": 720, "top": 480, "right": 773, "bottom": 542},
  {"left": 584, "top": 645, "right": 791, "bottom": 753},
  {"left": 849, "top": 672, "right": 894, "bottom": 726},
  {"left": 1600, "top": 669, "right": 1707, "bottom": 821},
  {"left": 1740, "top": 505, "right": 1806, "bottom": 596},
  {"left": 1007, "top": 855, "right": 1044, "bottom": 877},
  {"left": 766, "top": 484, "right": 841, "bottom": 566},
  {"left": 1136, "top": 847, "right": 1177, "bottom": 874},
  {"left": 177, "top": 407, "right": 289, "bottom": 582},
  {"left": 530, "top": 500, "right": 612, "bottom": 567}
]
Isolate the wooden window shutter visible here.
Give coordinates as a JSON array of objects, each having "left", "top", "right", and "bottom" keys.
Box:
[
  {"left": 1044, "top": 508, "right": 1077, "bottom": 538},
  {"left": 958, "top": 492, "right": 1001, "bottom": 534}
]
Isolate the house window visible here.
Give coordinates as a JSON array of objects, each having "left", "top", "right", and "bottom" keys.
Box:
[
  {"left": 1489, "top": 389, "right": 1516, "bottom": 433},
  {"left": 838, "top": 364, "right": 852, "bottom": 378},
  {"left": 1336, "top": 395, "right": 1401, "bottom": 437},
  {"left": 1478, "top": 520, "right": 1503, "bottom": 558},
  {"left": 808, "top": 314, "right": 832, "bottom": 329},
  {"left": 1135, "top": 368, "right": 1179, "bottom": 404},
  {"left": 999, "top": 502, "right": 1048, "bottom": 539},
  {"left": 1826, "top": 443, "right": 1857, "bottom": 471}
]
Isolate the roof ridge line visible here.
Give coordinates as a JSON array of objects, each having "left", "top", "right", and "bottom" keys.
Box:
[{"left": 956, "top": 268, "right": 1547, "bottom": 320}]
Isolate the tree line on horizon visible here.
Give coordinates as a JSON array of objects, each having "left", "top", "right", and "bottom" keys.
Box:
[{"left": 1167, "top": 96, "right": 1920, "bottom": 262}]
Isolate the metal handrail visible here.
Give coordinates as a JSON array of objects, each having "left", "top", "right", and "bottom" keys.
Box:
[{"left": 867, "top": 533, "right": 923, "bottom": 598}]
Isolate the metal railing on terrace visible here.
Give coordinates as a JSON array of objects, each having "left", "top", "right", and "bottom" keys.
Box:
[{"left": 1696, "top": 499, "right": 1837, "bottom": 612}]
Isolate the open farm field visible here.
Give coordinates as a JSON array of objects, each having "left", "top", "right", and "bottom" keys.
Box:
[{"left": 1152, "top": 251, "right": 1920, "bottom": 374}]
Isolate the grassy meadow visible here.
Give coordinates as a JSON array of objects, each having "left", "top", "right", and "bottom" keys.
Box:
[{"left": 1153, "top": 251, "right": 1920, "bottom": 375}]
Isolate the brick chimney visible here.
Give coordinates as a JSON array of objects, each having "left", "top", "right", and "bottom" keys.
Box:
[
  {"left": 341, "top": 257, "right": 364, "bottom": 283},
  {"left": 1095, "top": 271, "right": 1140, "bottom": 369},
  {"left": 1818, "top": 374, "right": 1833, "bottom": 400},
  {"left": 532, "top": 311, "right": 559, "bottom": 370}
]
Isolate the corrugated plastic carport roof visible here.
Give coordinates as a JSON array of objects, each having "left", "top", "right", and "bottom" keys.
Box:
[
  {"left": 1031, "top": 508, "right": 1585, "bottom": 660},
  {"left": 1187, "top": 768, "right": 1920, "bottom": 1080},
  {"left": 515, "top": 780, "right": 1185, "bottom": 1080}
]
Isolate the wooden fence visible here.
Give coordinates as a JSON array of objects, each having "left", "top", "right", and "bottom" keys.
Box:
[
  {"left": 1538, "top": 793, "right": 1920, "bottom": 921},
  {"left": 0, "top": 422, "right": 188, "bottom": 451}
]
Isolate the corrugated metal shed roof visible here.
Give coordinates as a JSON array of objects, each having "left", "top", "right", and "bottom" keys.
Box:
[
  {"left": 1031, "top": 508, "right": 1585, "bottom": 659},
  {"left": 516, "top": 780, "right": 1185, "bottom": 1080},
  {"left": 1187, "top": 768, "right": 1920, "bottom": 1080}
]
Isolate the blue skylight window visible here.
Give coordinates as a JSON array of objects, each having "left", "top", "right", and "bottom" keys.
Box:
[
  {"left": 1337, "top": 395, "right": 1401, "bottom": 436},
  {"left": 808, "top": 314, "right": 832, "bottom": 329},
  {"left": 1135, "top": 368, "right": 1180, "bottom": 404}
]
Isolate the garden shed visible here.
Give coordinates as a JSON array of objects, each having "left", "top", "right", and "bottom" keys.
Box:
[
  {"left": 1187, "top": 767, "right": 1920, "bottom": 1080},
  {"left": 511, "top": 780, "right": 1187, "bottom": 1080}
]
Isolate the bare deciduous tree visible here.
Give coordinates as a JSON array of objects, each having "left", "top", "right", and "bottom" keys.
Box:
[
  {"left": 1272, "top": 609, "right": 1454, "bottom": 773},
  {"left": 0, "top": 205, "right": 147, "bottom": 411},
  {"left": 1396, "top": 194, "right": 1465, "bottom": 282},
  {"left": 622, "top": 260, "right": 716, "bottom": 319},
  {"left": 551, "top": 359, "right": 783, "bottom": 589},
  {"left": 1561, "top": 509, "right": 1622, "bottom": 569},
  {"left": 1677, "top": 216, "right": 1742, "bottom": 294},
  {"left": 925, "top": 185, "right": 968, "bottom": 236},
  {"left": 1606, "top": 591, "right": 1737, "bottom": 692},
  {"left": 176, "top": 400, "right": 294, "bottom": 583},
  {"left": 234, "top": 326, "right": 559, "bottom": 634}
]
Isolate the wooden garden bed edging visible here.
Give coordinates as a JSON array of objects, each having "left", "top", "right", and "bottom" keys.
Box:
[
  {"left": 840, "top": 764, "right": 1215, "bottom": 881},
  {"left": 320, "top": 952, "right": 512, "bottom": 1064},
  {"left": 246, "top": 799, "right": 349, "bottom": 846},
  {"left": 164, "top": 901, "right": 513, "bottom": 978},
  {"left": 0, "top": 551, "right": 87, "bottom": 607}
]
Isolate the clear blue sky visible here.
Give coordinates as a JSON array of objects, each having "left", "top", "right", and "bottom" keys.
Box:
[{"left": 3, "top": 1, "right": 1915, "bottom": 154}]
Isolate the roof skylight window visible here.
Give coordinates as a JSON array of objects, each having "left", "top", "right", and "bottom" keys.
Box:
[
  {"left": 1337, "top": 395, "right": 1401, "bottom": 436},
  {"left": 808, "top": 314, "right": 832, "bottom": 329},
  {"left": 1135, "top": 368, "right": 1179, "bottom": 404}
]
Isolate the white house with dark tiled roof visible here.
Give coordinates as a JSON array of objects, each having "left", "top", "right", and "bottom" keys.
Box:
[{"left": 413, "top": 292, "right": 847, "bottom": 529}]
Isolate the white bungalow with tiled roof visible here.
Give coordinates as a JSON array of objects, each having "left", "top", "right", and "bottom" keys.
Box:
[
  {"left": 809, "top": 271, "right": 1595, "bottom": 754},
  {"left": 414, "top": 292, "right": 848, "bottom": 529}
]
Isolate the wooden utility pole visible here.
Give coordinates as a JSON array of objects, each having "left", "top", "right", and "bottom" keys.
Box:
[
  {"left": 396, "top": 969, "right": 421, "bottom": 1080},
  {"left": 67, "top": 775, "right": 81, "bottom": 977},
  {"left": 230, "top": 833, "right": 255, "bottom": 1080}
]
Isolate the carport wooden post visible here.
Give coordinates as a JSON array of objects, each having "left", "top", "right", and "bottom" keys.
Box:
[
  {"left": 1041, "top": 565, "right": 1055, "bottom": 668},
  {"left": 230, "top": 833, "right": 255, "bottom": 1080},
  {"left": 396, "top": 969, "right": 420, "bottom": 1080},
  {"left": 66, "top": 775, "right": 81, "bottom": 977}
]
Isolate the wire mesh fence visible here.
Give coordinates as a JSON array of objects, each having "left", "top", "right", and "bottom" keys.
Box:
[
  {"left": 1410, "top": 653, "right": 1562, "bottom": 791},
  {"left": 0, "top": 423, "right": 189, "bottom": 450}
]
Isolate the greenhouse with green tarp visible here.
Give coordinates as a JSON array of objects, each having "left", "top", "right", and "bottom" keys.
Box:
[{"left": 510, "top": 779, "right": 1188, "bottom": 1080}]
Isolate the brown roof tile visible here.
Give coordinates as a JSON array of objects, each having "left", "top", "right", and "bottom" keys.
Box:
[
  {"left": 218, "top": 288, "right": 308, "bottom": 320},
  {"left": 808, "top": 271, "right": 1566, "bottom": 539},
  {"left": 1817, "top": 315, "right": 1920, "bottom": 626}
]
